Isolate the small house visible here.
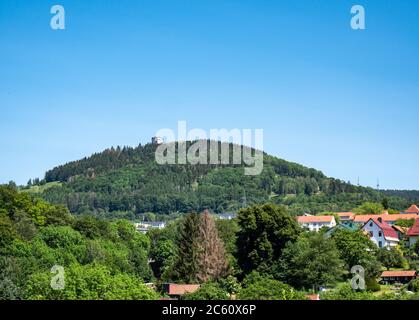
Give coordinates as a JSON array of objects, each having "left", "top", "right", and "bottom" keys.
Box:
[
  {"left": 361, "top": 217, "right": 399, "bottom": 248},
  {"left": 380, "top": 270, "right": 417, "bottom": 284}
]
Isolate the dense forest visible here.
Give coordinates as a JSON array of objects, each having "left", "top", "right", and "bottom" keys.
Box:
[{"left": 23, "top": 140, "right": 417, "bottom": 219}]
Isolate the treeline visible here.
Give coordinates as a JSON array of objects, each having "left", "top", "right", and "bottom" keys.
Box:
[
  {"left": 381, "top": 190, "right": 419, "bottom": 203},
  {"left": 0, "top": 185, "right": 157, "bottom": 299},
  {"left": 29, "top": 141, "right": 416, "bottom": 217}
]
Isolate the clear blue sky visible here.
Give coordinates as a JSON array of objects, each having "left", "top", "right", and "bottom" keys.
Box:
[{"left": 1, "top": 0, "right": 418, "bottom": 189}]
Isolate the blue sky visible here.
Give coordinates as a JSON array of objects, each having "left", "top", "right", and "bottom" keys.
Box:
[{"left": 1, "top": 0, "right": 418, "bottom": 189}]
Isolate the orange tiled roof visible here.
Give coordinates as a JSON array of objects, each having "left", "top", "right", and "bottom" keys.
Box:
[
  {"left": 167, "top": 284, "right": 200, "bottom": 296},
  {"left": 381, "top": 270, "right": 416, "bottom": 278},
  {"left": 306, "top": 294, "right": 320, "bottom": 301},
  {"left": 354, "top": 214, "right": 418, "bottom": 223},
  {"left": 405, "top": 204, "right": 419, "bottom": 214},
  {"left": 297, "top": 216, "right": 334, "bottom": 223}
]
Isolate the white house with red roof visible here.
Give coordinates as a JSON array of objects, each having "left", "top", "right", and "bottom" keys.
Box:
[
  {"left": 407, "top": 218, "right": 419, "bottom": 248},
  {"left": 297, "top": 215, "right": 336, "bottom": 232},
  {"left": 361, "top": 217, "right": 399, "bottom": 248}
]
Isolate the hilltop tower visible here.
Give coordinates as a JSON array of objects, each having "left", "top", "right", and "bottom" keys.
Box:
[{"left": 151, "top": 136, "right": 163, "bottom": 145}]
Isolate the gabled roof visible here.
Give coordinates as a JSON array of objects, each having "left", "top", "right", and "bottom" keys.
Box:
[
  {"left": 407, "top": 218, "right": 419, "bottom": 237},
  {"left": 381, "top": 270, "right": 417, "bottom": 278},
  {"left": 404, "top": 204, "right": 419, "bottom": 214},
  {"left": 166, "top": 284, "right": 200, "bottom": 296},
  {"left": 363, "top": 218, "right": 399, "bottom": 240},
  {"left": 297, "top": 216, "right": 335, "bottom": 223}
]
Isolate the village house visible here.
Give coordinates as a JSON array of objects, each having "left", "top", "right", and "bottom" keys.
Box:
[
  {"left": 162, "top": 284, "right": 200, "bottom": 299},
  {"left": 335, "top": 212, "right": 355, "bottom": 222},
  {"left": 407, "top": 218, "right": 419, "bottom": 248},
  {"left": 380, "top": 270, "right": 417, "bottom": 285},
  {"left": 134, "top": 221, "right": 167, "bottom": 234},
  {"left": 297, "top": 215, "right": 336, "bottom": 232},
  {"left": 361, "top": 217, "right": 399, "bottom": 248},
  {"left": 401, "top": 204, "right": 419, "bottom": 215},
  {"left": 215, "top": 213, "right": 237, "bottom": 220}
]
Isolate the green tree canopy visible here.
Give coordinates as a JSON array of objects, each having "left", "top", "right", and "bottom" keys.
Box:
[{"left": 236, "top": 204, "right": 301, "bottom": 275}]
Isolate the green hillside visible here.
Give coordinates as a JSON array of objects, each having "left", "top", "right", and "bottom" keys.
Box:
[{"left": 30, "top": 140, "right": 413, "bottom": 218}]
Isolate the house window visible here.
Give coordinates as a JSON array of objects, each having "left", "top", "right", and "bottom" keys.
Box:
[
  {"left": 378, "top": 241, "right": 383, "bottom": 248},
  {"left": 369, "top": 231, "right": 373, "bottom": 237},
  {"left": 369, "top": 222, "right": 373, "bottom": 227},
  {"left": 378, "top": 231, "right": 382, "bottom": 237}
]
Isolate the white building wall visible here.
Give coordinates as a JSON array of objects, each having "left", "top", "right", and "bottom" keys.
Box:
[
  {"left": 300, "top": 218, "right": 336, "bottom": 232},
  {"left": 362, "top": 221, "right": 398, "bottom": 248}
]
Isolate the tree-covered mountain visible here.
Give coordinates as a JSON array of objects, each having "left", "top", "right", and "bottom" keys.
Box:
[{"left": 27, "top": 140, "right": 416, "bottom": 219}]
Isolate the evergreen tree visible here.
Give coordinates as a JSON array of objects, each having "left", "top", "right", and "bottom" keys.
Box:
[{"left": 170, "top": 212, "right": 200, "bottom": 283}]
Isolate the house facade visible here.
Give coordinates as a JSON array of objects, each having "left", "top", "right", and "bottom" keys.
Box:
[
  {"left": 297, "top": 215, "right": 336, "bottom": 232},
  {"left": 134, "top": 221, "right": 167, "bottom": 234},
  {"left": 361, "top": 218, "right": 399, "bottom": 248},
  {"left": 407, "top": 218, "right": 419, "bottom": 248}
]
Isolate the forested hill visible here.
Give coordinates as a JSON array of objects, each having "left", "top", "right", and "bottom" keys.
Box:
[{"left": 28, "top": 140, "right": 414, "bottom": 218}]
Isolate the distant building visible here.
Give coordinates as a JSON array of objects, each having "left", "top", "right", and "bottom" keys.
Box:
[
  {"left": 151, "top": 136, "right": 163, "bottom": 145},
  {"left": 335, "top": 212, "right": 355, "bottom": 222},
  {"left": 215, "top": 213, "right": 237, "bottom": 220},
  {"left": 297, "top": 215, "right": 336, "bottom": 232},
  {"left": 361, "top": 217, "right": 399, "bottom": 248},
  {"left": 407, "top": 218, "right": 419, "bottom": 247},
  {"left": 380, "top": 270, "right": 417, "bottom": 285},
  {"left": 162, "top": 284, "right": 200, "bottom": 299},
  {"left": 306, "top": 294, "right": 320, "bottom": 301},
  {"left": 401, "top": 204, "right": 419, "bottom": 215},
  {"left": 134, "top": 221, "right": 166, "bottom": 234}
]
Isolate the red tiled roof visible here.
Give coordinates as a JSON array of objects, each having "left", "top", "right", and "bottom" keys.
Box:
[
  {"left": 405, "top": 204, "right": 419, "bottom": 214},
  {"left": 407, "top": 218, "right": 419, "bottom": 237},
  {"left": 297, "top": 216, "right": 334, "bottom": 223},
  {"left": 306, "top": 294, "right": 320, "bottom": 300},
  {"left": 363, "top": 218, "right": 399, "bottom": 239},
  {"left": 381, "top": 270, "right": 417, "bottom": 278},
  {"left": 167, "top": 284, "right": 200, "bottom": 296},
  {"left": 355, "top": 214, "right": 418, "bottom": 223}
]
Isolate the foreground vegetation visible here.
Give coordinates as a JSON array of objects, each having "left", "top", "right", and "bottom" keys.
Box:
[{"left": 3, "top": 182, "right": 419, "bottom": 300}]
